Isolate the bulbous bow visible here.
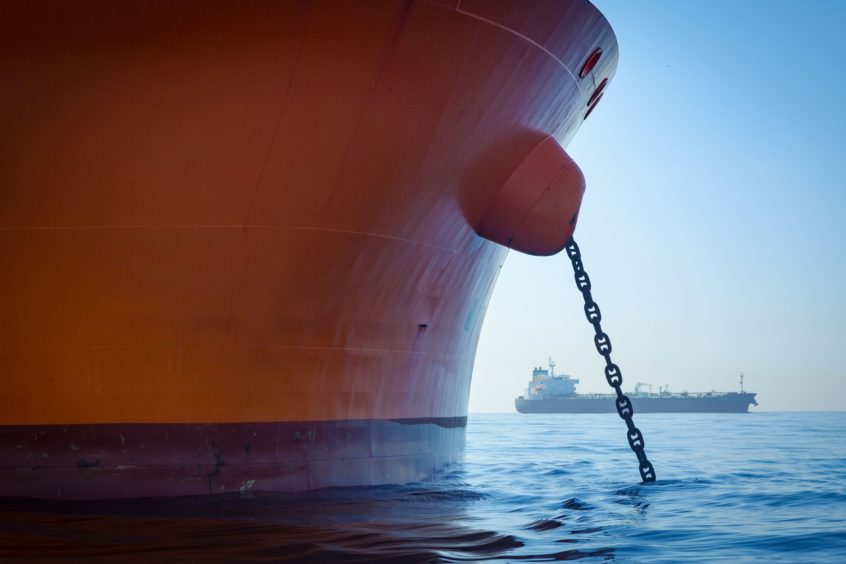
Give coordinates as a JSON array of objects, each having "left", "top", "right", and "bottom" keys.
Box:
[{"left": 475, "top": 137, "right": 585, "bottom": 256}]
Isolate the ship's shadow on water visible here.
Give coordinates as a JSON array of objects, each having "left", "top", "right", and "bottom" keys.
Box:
[{"left": 0, "top": 481, "right": 614, "bottom": 563}]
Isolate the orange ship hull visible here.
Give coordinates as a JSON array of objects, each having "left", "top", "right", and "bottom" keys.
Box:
[{"left": 0, "top": 0, "right": 616, "bottom": 498}]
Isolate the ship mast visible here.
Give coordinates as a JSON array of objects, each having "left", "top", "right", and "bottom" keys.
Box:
[
  {"left": 549, "top": 357, "right": 556, "bottom": 377},
  {"left": 740, "top": 371, "right": 744, "bottom": 393}
]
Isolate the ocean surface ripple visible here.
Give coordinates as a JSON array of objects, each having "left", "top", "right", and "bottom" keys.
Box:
[{"left": 2, "top": 412, "right": 845, "bottom": 562}]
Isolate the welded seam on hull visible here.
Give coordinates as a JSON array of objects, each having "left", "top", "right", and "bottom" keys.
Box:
[
  {"left": 278, "top": 225, "right": 461, "bottom": 254},
  {"left": 0, "top": 224, "right": 462, "bottom": 254},
  {"left": 383, "top": 14, "right": 481, "bottom": 232},
  {"left": 261, "top": 344, "right": 460, "bottom": 357},
  {"left": 224, "top": 7, "right": 308, "bottom": 335},
  {"left": 0, "top": 344, "right": 464, "bottom": 358},
  {"left": 453, "top": 0, "right": 584, "bottom": 95},
  {"left": 320, "top": 2, "right": 415, "bottom": 214},
  {"left": 240, "top": 6, "right": 308, "bottom": 227}
]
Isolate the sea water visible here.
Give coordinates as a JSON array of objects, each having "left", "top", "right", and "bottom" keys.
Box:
[{"left": 1, "top": 412, "right": 844, "bottom": 562}]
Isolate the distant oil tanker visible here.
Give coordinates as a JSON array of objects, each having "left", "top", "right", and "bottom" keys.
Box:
[{"left": 516, "top": 361, "right": 758, "bottom": 414}]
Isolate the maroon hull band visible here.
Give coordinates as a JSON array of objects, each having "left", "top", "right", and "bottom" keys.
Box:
[{"left": 0, "top": 418, "right": 466, "bottom": 500}]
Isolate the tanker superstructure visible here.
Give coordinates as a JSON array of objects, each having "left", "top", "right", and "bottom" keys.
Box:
[{"left": 0, "top": 0, "right": 617, "bottom": 498}]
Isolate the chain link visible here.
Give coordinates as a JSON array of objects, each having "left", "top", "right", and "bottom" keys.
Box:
[{"left": 565, "top": 239, "right": 656, "bottom": 483}]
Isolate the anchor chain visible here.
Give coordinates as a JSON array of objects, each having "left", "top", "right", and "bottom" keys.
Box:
[{"left": 565, "top": 239, "right": 656, "bottom": 483}]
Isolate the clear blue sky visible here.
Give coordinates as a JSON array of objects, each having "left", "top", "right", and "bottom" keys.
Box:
[{"left": 470, "top": 0, "right": 846, "bottom": 412}]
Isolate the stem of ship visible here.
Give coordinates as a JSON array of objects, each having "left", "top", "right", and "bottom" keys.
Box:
[{"left": 564, "top": 239, "right": 656, "bottom": 483}]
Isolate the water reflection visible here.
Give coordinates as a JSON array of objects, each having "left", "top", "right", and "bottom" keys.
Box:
[
  {"left": 5, "top": 413, "right": 839, "bottom": 561},
  {"left": 0, "top": 481, "right": 612, "bottom": 562}
]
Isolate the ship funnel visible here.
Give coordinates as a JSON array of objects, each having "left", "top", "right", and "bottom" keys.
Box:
[{"left": 475, "top": 136, "right": 585, "bottom": 256}]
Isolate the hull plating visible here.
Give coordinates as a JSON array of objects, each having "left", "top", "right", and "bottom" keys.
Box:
[
  {"left": 0, "top": 0, "right": 617, "bottom": 497},
  {"left": 1, "top": 418, "right": 465, "bottom": 499}
]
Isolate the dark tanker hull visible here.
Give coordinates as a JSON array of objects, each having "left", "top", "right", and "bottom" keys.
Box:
[{"left": 515, "top": 393, "right": 758, "bottom": 414}]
